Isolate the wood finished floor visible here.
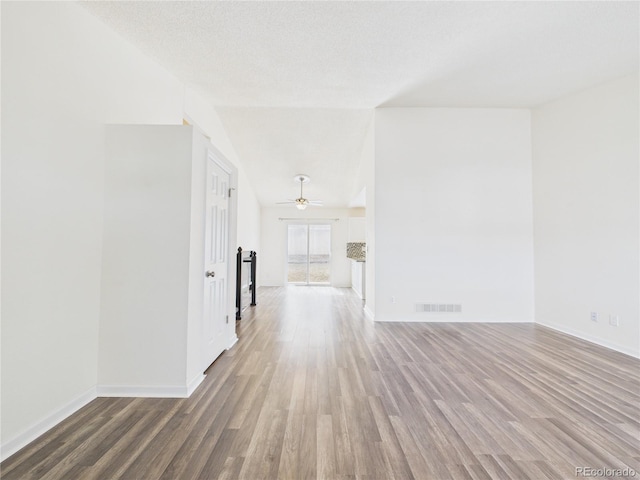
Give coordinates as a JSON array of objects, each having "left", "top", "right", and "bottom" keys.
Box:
[{"left": 2, "top": 286, "right": 639, "bottom": 480}]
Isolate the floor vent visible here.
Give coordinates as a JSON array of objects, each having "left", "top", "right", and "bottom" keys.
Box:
[{"left": 416, "top": 303, "right": 462, "bottom": 313}]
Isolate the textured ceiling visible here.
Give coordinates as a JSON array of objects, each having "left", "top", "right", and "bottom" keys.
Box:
[{"left": 83, "top": 1, "right": 639, "bottom": 207}]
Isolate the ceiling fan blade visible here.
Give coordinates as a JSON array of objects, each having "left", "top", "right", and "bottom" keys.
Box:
[{"left": 275, "top": 201, "right": 296, "bottom": 204}]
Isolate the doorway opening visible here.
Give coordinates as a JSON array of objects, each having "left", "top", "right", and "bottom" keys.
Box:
[{"left": 287, "top": 224, "right": 331, "bottom": 284}]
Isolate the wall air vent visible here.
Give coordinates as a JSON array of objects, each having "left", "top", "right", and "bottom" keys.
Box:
[{"left": 416, "top": 303, "right": 462, "bottom": 313}]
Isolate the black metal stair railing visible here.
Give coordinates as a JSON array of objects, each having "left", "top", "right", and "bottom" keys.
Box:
[{"left": 236, "top": 247, "right": 257, "bottom": 320}]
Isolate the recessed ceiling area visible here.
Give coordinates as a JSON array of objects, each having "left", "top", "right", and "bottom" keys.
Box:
[{"left": 82, "top": 1, "right": 639, "bottom": 207}]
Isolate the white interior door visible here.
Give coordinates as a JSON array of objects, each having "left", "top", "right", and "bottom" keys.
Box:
[{"left": 202, "top": 152, "right": 230, "bottom": 370}]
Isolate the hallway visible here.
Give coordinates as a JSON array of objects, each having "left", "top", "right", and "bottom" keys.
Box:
[{"left": 2, "top": 286, "right": 639, "bottom": 479}]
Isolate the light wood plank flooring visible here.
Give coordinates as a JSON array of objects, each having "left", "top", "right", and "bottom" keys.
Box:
[{"left": 2, "top": 286, "right": 639, "bottom": 479}]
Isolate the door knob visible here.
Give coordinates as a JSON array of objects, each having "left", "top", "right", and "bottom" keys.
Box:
[{"left": 206, "top": 271, "right": 216, "bottom": 278}]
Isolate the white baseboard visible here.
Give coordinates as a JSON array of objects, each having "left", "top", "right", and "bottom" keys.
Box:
[
  {"left": 227, "top": 335, "right": 239, "bottom": 350},
  {"left": 97, "top": 383, "right": 194, "bottom": 398},
  {"left": 186, "top": 374, "right": 206, "bottom": 396},
  {"left": 536, "top": 320, "right": 640, "bottom": 359},
  {"left": 1, "top": 386, "right": 97, "bottom": 463},
  {"left": 363, "top": 305, "right": 375, "bottom": 322}
]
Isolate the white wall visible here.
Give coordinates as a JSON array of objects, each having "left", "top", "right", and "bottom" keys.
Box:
[
  {"left": 532, "top": 74, "right": 640, "bottom": 357},
  {"left": 1, "top": 2, "right": 260, "bottom": 459},
  {"left": 236, "top": 173, "right": 262, "bottom": 258},
  {"left": 374, "top": 108, "right": 534, "bottom": 322},
  {"left": 347, "top": 215, "right": 366, "bottom": 242},
  {"left": 260, "top": 207, "right": 362, "bottom": 287}
]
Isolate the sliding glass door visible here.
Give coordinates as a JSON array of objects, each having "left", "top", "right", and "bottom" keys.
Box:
[{"left": 287, "top": 224, "right": 331, "bottom": 284}]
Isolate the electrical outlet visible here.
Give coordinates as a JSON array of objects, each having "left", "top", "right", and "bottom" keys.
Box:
[
  {"left": 609, "top": 315, "right": 619, "bottom": 327},
  {"left": 391, "top": 296, "right": 396, "bottom": 304},
  {"left": 590, "top": 312, "right": 598, "bottom": 322}
]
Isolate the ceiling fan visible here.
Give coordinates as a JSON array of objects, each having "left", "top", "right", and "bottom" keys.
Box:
[{"left": 276, "top": 174, "right": 323, "bottom": 210}]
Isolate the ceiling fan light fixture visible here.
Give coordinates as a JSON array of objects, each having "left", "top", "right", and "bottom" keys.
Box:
[
  {"left": 295, "top": 197, "right": 308, "bottom": 210},
  {"left": 276, "top": 174, "right": 322, "bottom": 209}
]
